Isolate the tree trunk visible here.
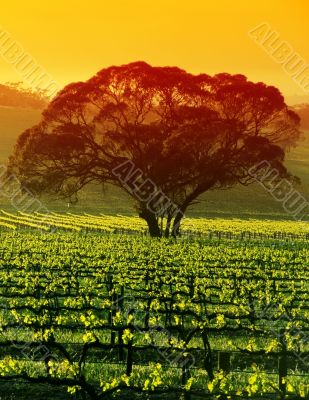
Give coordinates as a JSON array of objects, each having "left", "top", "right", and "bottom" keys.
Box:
[
  {"left": 164, "top": 215, "right": 172, "bottom": 238},
  {"left": 171, "top": 209, "right": 185, "bottom": 237},
  {"left": 139, "top": 209, "right": 161, "bottom": 237}
]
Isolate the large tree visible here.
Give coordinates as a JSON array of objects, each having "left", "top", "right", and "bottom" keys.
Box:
[{"left": 8, "top": 62, "right": 301, "bottom": 236}]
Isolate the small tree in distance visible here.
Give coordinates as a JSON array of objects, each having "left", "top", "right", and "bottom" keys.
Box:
[
  {"left": 8, "top": 62, "right": 301, "bottom": 237},
  {"left": 0, "top": 82, "right": 48, "bottom": 109}
]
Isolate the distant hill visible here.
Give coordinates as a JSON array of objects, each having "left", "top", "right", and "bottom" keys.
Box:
[
  {"left": 293, "top": 104, "right": 309, "bottom": 130},
  {"left": 0, "top": 83, "right": 48, "bottom": 110},
  {"left": 0, "top": 83, "right": 47, "bottom": 162},
  {"left": 0, "top": 99, "right": 308, "bottom": 219},
  {"left": 0, "top": 106, "right": 42, "bottom": 163}
]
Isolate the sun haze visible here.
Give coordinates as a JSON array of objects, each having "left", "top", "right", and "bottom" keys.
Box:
[{"left": 0, "top": 0, "right": 308, "bottom": 104}]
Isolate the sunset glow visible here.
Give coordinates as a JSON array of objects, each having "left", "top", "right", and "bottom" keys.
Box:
[{"left": 1, "top": 0, "right": 309, "bottom": 104}]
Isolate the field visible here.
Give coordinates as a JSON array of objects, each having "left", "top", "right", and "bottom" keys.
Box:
[
  {"left": 0, "top": 216, "right": 308, "bottom": 399},
  {"left": 0, "top": 107, "right": 309, "bottom": 399}
]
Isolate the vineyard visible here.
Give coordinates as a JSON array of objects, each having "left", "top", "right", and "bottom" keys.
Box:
[
  {"left": 0, "top": 211, "right": 309, "bottom": 239},
  {"left": 0, "top": 216, "right": 308, "bottom": 399}
]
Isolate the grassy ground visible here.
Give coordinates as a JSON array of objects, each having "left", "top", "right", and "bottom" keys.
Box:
[{"left": 0, "top": 383, "right": 72, "bottom": 400}]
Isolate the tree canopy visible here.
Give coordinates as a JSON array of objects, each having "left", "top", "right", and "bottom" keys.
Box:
[{"left": 8, "top": 62, "right": 301, "bottom": 236}]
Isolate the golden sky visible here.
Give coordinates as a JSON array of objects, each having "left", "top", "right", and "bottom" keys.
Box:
[{"left": 1, "top": 0, "right": 309, "bottom": 104}]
